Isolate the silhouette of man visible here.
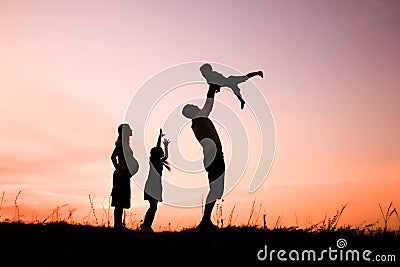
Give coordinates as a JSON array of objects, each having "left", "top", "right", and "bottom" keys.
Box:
[{"left": 182, "top": 83, "right": 224, "bottom": 229}]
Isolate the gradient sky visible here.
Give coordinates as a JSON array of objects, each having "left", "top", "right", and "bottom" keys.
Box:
[{"left": 1, "top": 0, "right": 399, "bottom": 230}]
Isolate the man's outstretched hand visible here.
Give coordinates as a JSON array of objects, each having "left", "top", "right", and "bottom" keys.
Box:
[
  {"left": 209, "top": 83, "right": 221, "bottom": 93},
  {"left": 207, "top": 84, "right": 220, "bottom": 99}
]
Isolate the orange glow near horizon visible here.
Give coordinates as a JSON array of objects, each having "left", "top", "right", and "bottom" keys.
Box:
[{"left": 1, "top": 0, "right": 400, "bottom": 231}]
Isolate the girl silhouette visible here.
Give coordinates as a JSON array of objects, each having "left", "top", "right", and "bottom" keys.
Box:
[
  {"left": 110, "top": 123, "right": 139, "bottom": 229},
  {"left": 140, "top": 128, "right": 171, "bottom": 232}
]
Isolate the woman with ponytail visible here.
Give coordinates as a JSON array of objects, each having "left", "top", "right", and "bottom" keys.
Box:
[{"left": 110, "top": 123, "right": 139, "bottom": 229}]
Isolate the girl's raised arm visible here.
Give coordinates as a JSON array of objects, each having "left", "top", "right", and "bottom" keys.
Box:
[{"left": 156, "top": 128, "right": 165, "bottom": 147}]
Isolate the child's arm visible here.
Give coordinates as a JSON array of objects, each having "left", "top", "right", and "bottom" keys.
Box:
[
  {"left": 162, "top": 138, "right": 170, "bottom": 160},
  {"left": 197, "top": 84, "right": 220, "bottom": 118}
]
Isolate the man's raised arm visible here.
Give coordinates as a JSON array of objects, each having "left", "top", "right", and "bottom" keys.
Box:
[{"left": 197, "top": 83, "right": 220, "bottom": 118}]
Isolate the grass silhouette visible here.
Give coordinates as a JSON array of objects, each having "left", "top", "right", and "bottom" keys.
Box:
[
  {"left": 1, "top": 221, "right": 399, "bottom": 266},
  {"left": 0, "top": 190, "right": 399, "bottom": 266}
]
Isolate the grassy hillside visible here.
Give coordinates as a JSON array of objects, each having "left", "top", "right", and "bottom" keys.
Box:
[{"left": 0, "top": 222, "right": 398, "bottom": 267}]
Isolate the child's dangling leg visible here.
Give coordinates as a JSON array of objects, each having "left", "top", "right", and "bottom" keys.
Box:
[
  {"left": 237, "top": 93, "right": 246, "bottom": 110},
  {"left": 227, "top": 71, "right": 263, "bottom": 109},
  {"left": 231, "top": 85, "right": 246, "bottom": 109}
]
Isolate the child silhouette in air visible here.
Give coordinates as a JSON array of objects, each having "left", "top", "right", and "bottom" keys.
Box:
[
  {"left": 140, "top": 128, "right": 171, "bottom": 233},
  {"left": 200, "top": 63, "right": 263, "bottom": 109}
]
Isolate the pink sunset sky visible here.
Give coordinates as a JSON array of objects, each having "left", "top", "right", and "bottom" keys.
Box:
[{"left": 0, "top": 0, "right": 399, "bottom": 230}]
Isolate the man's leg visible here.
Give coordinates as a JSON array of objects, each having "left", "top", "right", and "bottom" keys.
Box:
[
  {"left": 201, "top": 200, "right": 216, "bottom": 225},
  {"left": 199, "top": 166, "right": 225, "bottom": 228}
]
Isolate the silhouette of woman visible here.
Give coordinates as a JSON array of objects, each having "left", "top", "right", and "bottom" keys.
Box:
[
  {"left": 110, "top": 123, "right": 139, "bottom": 229},
  {"left": 140, "top": 128, "right": 171, "bottom": 232}
]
